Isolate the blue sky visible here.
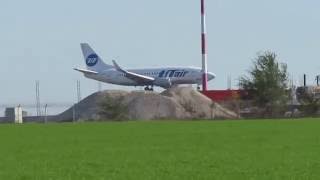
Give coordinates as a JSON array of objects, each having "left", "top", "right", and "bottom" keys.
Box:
[{"left": 1, "top": 0, "right": 320, "bottom": 106}]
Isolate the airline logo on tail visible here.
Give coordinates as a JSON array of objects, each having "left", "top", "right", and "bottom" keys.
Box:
[{"left": 86, "top": 54, "right": 98, "bottom": 66}]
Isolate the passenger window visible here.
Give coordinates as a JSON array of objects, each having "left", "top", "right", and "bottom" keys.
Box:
[
  {"left": 169, "top": 71, "right": 174, "bottom": 77},
  {"left": 159, "top": 70, "right": 165, "bottom": 77}
]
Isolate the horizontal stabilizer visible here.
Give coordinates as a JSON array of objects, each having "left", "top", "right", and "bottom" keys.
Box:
[{"left": 74, "top": 68, "right": 98, "bottom": 74}]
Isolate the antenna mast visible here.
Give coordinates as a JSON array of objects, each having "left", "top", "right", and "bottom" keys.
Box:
[{"left": 201, "top": 0, "right": 208, "bottom": 91}]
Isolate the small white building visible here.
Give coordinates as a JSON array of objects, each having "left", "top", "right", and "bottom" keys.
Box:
[{"left": 5, "top": 106, "right": 23, "bottom": 124}]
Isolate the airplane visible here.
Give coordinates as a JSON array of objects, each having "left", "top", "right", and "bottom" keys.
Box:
[{"left": 74, "top": 43, "right": 216, "bottom": 91}]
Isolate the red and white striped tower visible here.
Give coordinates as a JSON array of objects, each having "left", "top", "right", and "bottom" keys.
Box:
[{"left": 201, "top": 0, "right": 208, "bottom": 91}]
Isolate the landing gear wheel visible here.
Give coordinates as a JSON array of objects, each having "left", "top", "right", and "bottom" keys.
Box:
[{"left": 144, "top": 86, "right": 154, "bottom": 91}]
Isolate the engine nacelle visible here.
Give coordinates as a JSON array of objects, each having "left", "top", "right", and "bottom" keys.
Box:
[{"left": 153, "top": 78, "right": 172, "bottom": 89}]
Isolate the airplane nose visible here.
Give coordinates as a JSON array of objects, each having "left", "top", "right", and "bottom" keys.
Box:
[{"left": 208, "top": 72, "right": 216, "bottom": 80}]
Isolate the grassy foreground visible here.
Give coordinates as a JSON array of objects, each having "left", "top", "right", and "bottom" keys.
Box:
[{"left": 0, "top": 119, "right": 320, "bottom": 180}]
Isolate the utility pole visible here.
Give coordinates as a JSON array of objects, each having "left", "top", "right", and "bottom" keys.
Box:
[
  {"left": 98, "top": 82, "right": 102, "bottom": 92},
  {"left": 77, "top": 80, "right": 81, "bottom": 103},
  {"left": 44, "top": 104, "right": 48, "bottom": 123},
  {"left": 227, "top": 75, "right": 232, "bottom": 90},
  {"left": 316, "top": 75, "right": 320, "bottom": 86},
  {"left": 35, "top": 81, "right": 41, "bottom": 116},
  {"left": 73, "top": 104, "right": 76, "bottom": 122}
]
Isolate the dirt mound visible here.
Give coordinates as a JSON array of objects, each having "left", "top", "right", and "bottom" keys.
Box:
[
  {"left": 161, "top": 87, "right": 238, "bottom": 119},
  {"left": 55, "top": 87, "right": 238, "bottom": 121}
]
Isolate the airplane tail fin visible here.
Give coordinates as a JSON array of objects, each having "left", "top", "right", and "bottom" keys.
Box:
[{"left": 80, "top": 43, "right": 114, "bottom": 72}]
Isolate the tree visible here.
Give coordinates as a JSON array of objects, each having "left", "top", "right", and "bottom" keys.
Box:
[{"left": 239, "top": 52, "right": 289, "bottom": 117}]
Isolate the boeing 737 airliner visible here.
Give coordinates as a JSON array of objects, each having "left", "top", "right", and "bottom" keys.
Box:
[{"left": 74, "top": 43, "right": 215, "bottom": 91}]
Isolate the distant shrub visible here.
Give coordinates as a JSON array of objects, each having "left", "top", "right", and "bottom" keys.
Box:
[{"left": 99, "top": 95, "right": 128, "bottom": 120}]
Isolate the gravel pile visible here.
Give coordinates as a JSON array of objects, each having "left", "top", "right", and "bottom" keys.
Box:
[{"left": 55, "top": 87, "right": 238, "bottom": 121}]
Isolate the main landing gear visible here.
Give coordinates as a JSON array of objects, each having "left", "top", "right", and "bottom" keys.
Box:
[
  {"left": 197, "top": 85, "right": 201, "bottom": 91},
  {"left": 144, "top": 86, "right": 154, "bottom": 91}
]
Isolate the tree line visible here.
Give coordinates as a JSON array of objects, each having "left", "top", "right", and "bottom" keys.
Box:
[{"left": 239, "top": 51, "right": 319, "bottom": 118}]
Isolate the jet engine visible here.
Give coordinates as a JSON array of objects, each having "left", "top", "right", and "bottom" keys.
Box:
[{"left": 153, "top": 78, "right": 172, "bottom": 89}]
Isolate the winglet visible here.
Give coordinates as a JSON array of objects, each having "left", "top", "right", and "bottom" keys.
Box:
[
  {"left": 112, "top": 60, "right": 126, "bottom": 73},
  {"left": 111, "top": 60, "right": 155, "bottom": 82}
]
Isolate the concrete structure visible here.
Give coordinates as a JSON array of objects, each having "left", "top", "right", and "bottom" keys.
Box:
[{"left": 5, "top": 106, "right": 23, "bottom": 123}]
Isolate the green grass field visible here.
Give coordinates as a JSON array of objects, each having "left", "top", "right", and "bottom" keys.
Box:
[{"left": 1, "top": 119, "right": 320, "bottom": 180}]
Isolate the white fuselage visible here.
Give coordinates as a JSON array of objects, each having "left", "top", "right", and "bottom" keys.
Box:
[
  {"left": 85, "top": 67, "right": 215, "bottom": 87},
  {"left": 77, "top": 43, "right": 216, "bottom": 89}
]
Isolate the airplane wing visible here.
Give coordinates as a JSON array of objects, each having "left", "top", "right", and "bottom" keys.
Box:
[
  {"left": 112, "top": 60, "right": 155, "bottom": 84},
  {"left": 74, "top": 68, "right": 98, "bottom": 74}
]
